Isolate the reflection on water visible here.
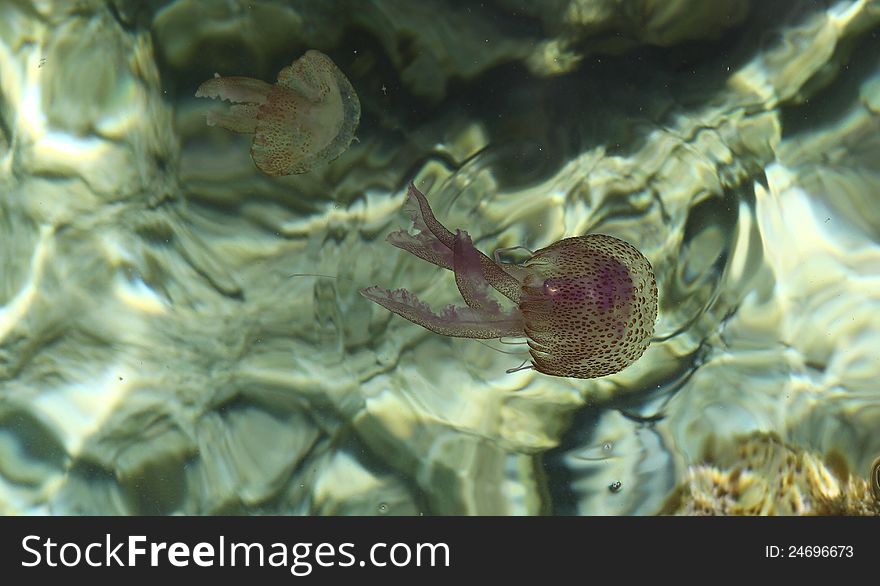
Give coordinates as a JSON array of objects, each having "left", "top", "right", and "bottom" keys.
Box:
[{"left": 0, "top": 0, "right": 879, "bottom": 515}]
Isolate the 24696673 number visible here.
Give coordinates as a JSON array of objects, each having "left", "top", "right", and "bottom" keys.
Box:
[{"left": 787, "top": 545, "right": 853, "bottom": 558}]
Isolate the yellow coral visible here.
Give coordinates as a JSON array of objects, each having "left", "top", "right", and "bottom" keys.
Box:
[{"left": 662, "top": 433, "right": 880, "bottom": 516}]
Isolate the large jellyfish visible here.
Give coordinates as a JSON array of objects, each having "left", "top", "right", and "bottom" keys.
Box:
[{"left": 361, "top": 184, "right": 659, "bottom": 379}]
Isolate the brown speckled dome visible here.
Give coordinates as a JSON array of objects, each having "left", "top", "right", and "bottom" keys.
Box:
[{"left": 518, "top": 234, "right": 657, "bottom": 378}]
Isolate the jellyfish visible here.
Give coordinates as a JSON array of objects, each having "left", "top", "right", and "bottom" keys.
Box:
[
  {"left": 360, "top": 183, "right": 658, "bottom": 379},
  {"left": 194, "top": 50, "right": 361, "bottom": 176}
]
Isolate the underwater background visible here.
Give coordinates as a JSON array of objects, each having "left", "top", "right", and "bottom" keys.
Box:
[{"left": 1, "top": 0, "right": 879, "bottom": 515}]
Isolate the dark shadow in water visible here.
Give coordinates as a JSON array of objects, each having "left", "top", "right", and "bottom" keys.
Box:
[{"left": 779, "top": 28, "right": 880, "bottom": 136}]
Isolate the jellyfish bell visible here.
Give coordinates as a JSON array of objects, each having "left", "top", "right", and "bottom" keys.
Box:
[
  {"left": 517, "top": 235, "right": 657, "bottom": 378},
  {"left": 194, "top": 50, "right": 361, "bottom": 176},
  {"left": 360, "top": 183, "right": 659, "bottom": 380}
]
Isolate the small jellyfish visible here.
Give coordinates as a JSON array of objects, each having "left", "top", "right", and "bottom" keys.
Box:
[
  {"left": 195, "top": 50, "right": 361, "bottom": 176},
  {"left": 360, "top": 183, "right": 658, "bottom": 379}
]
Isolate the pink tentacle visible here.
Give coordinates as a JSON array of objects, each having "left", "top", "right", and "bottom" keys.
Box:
[
  {"left": 386, "top": 186, "right": 454, "bottom": 270},
  {"left": 395, "top": 184, "right": 524, "bottom": 302},
  {"left": 359, "top": 286, "right": 523, "bottom": 340},
  {"left": 453, "top": 229, "right": 506, "bottom": 315}
]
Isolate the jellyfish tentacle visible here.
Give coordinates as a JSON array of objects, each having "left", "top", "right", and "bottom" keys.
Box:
[
  {"left": 386, "top": 229, "right": 454, "bottom": 270},
  {"left": 386, "top": 186, "right": 454, "bottom": 270},
  {"left": 505, "top": 360, "right": 534, "bottom": 374},
  {"left": 404, "top": 183, "right": 453, "bottom": 245},
  {"left": 196, "top": 77, "right": 275, "bottom": 134},
  {"left": 195, "top": 76, "right": 273, "bottom": 105},
  {"left": 401, "top": 184, "right": 524, "bottom": 303},
  {"left": 204, "top": 104, "right": 261, "bottom": 133},
  {"left": 360, "top": 286, "right": 523, "bottom": 339},
  {"left": 453, "top": 229, "right": 506, "bottom": 315}
]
